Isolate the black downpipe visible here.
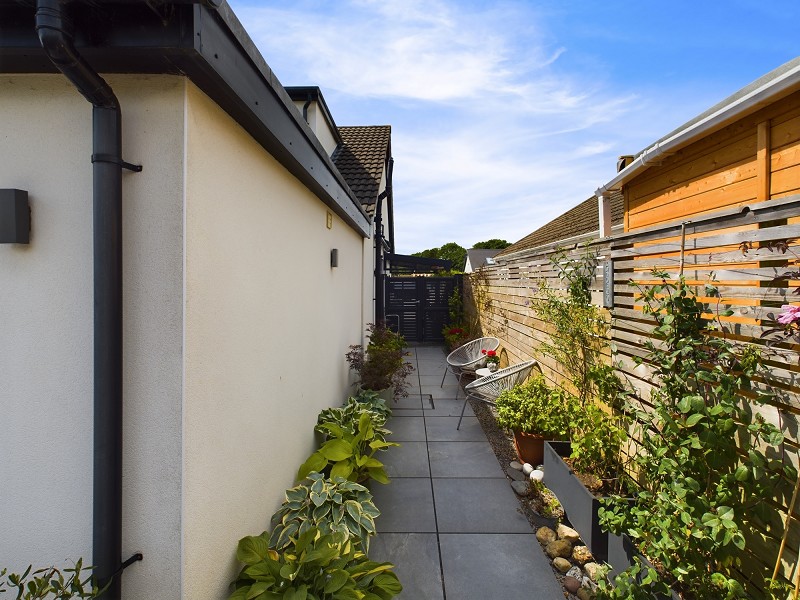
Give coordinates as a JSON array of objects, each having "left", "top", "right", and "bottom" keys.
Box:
[
  {"left": 374, "top": 158, "right": 393, "bottom": 324},
  {"left": 35, "top": 2, "right": 140, "bottom": 597}
]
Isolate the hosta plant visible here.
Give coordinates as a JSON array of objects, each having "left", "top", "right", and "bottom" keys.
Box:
[
  {"left": 315, "top": 396, "right": 391, "bottom": 442},
  {"left": 298, "top": 412, "right": 397, "bottom": 484},
  {"left": 269, "top": 472, "right": 380, "bottom": 551},
  {"left": 229, "top": 528, "right": 402, "bottom": 600}
]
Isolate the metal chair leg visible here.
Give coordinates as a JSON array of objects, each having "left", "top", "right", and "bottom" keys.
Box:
[
  {"left": 441, "top": 366, "right": 448, "bottom": 388},
  {"left": 454, "top": 371, "right": 464, "bottom": 401},
  {"left": 456, "top": 394, "right": 470, "bottom": 430}
]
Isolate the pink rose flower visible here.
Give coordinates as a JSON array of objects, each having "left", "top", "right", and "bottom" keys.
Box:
[{"left": 777, "top": 305, "right": 800, "bottom": 325}]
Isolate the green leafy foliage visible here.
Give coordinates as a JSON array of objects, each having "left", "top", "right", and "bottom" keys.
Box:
[
  {"left": 411, "top": 242, "right": 467, "bottom": 272},
  {"left": 346, "top": 323, "right": 413, "bottom": 398},
  {"left": 494, "top": 375, "right": 576, "bottom": 438},
  {"left": 269, "top": 472, "right": 380, "bottom": 552},
  {"left": 315, "top": 395, "right": 392, "bottom": 442},
  {"left": 229, "top": 528, "right": 402, "bottom": 600},
  {"left": 0, "top": 560, "right": 106, "bottom": 599},
  {"left": 298, "top": 412, "right": 398, "bottom": 484},
  {"left": 529, "top": 246, "right": 607, "bottom": 406},
  {"left": 471, "top": 239, "right": 511, "bottom": 250},
  {"left": 598, "top": 271, "right": 793, "bottom": 599}
]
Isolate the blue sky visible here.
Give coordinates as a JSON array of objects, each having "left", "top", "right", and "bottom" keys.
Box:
[{"left": 227, "top": 0, "right": 798, "bottom": 255}]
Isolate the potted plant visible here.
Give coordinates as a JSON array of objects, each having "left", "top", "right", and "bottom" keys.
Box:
[
  {"left": 346, "top": 323, "right": 414, "bottom": 400},
  {"left": 543, "top": 364, "right": 630, "bottom": 563},
  {"left": 482, "top": 348, "right": 500, "bottom": 372},
  {"left": 494, "top": 375, "right": 574, "bottom": 465}
]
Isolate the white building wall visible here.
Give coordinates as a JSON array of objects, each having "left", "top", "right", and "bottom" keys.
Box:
[
  {"left": 0, "top": 74, "right": 186, "bottom": 600},
  {"left": 1, "top": 74, "right": 366, "bottom": 599},
  {"left": 182, "top": 83, "right": 365, "bottom": 598}
]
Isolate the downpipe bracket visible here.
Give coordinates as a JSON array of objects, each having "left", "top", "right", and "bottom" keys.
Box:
[{"left": 91, "top": 154, "right": 143, "bottom": 172}]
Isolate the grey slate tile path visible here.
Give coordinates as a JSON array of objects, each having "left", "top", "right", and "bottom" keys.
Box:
[{"left": 369, "top": 343, "right": 563, "bottom": 600}]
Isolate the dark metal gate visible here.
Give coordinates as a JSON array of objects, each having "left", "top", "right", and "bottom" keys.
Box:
[{"left": 385, "top": 277, "right": 458, "bottom": 342}]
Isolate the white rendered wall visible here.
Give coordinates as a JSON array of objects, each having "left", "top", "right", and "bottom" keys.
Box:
[
  {"left": 182, "top": 83, "right": 365, "bottom": 599},
  {"left": 290, "top": 100, "right": 339, "bottom": 156},
  {"left": 0, "top": 74, "right": 186, "bottom": 599}
]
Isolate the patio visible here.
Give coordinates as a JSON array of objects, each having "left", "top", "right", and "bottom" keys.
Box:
[{"left": 368, "top": 343, "right": 563, "bottom": 599}]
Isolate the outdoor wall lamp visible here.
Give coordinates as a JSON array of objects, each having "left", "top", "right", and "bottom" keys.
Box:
[
  {"left": 0, "top": 189, "right": 30, "bottom": 244},
  {"left": 331, "top": 248, "right": 338, "bottom": 268}
]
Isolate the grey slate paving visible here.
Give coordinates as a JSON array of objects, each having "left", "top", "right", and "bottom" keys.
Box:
[
  {"left": 439, "top": 534, "right": 563, "bottom": 599},
  {"left": 370, "top": 343, "right": 561, "bottom": 600},
  {"left": 433, "top": 478, "right": 533, "bottom": 533},
  {"left": 386, "top": 416, "right": 426, "bottom": 441},
  {"left": 425, "top": 416, "right": 485, "bottom": 441},
  {"left": 428, "top": 441, "right": 504, "bottom": 478},
  {"left": 369, "top": 534, "right": 444, "bottom": 600},
  {"left": 371, "top": 478, "right": 436, "bottom": 532},
  {"left": 383, "top": 441, "right": 430, "bottom": 477}
]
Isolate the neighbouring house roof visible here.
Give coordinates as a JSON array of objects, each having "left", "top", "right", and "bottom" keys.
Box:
[
  {"left": 333, "top": 126, "right": 391, "bottom": 215},
  {"left": 0, "top": 0, "right": 371, "bottom": 237},
  {"left": 465, "top": 248, "right": 501, "bottom": 271},
  {"left": 497, "top": 192, "right": 624, "bottom": 258}
]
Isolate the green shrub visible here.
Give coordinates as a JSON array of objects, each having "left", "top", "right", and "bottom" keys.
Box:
[
  {"left": 269, "top": 472, "right": 380, "bottom": 551},
  {"left": 494, "top": 375, "right": 575, "bottom": 438},
  {"left": 298, "top": 412, "right": 397, "bottom": 484},
  {"left": 0, "top": 560, "right": 105, "bottom": 599},
  {"left": 230, "top": 528, "right": 402, "bottom": 600},
  {"left": 345, "top": 323, "right": 414, "bottom": 398}
]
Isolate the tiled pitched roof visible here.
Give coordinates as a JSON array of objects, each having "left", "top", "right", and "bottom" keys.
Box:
[
  {"left": 333, "top": 126, "right": 391, "bottom": 214},
  {"left": 497, "top": 191, "right": 624, "bottom": 257}
]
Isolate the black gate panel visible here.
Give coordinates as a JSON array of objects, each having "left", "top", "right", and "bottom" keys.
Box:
[{"left": 385, "top": 276, "right": 457, "bottom": 342}]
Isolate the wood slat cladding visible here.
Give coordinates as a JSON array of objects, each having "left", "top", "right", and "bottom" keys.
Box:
[
  {"left": 471, "top": 195, "right": 800, "bottom": 593},
  {"left": 626, "top": 90, "right": 800, "bottom": 231}
]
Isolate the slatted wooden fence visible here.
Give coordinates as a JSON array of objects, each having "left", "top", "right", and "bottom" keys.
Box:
[{"left": 471, "top": 194, "right": 800, "bottom": 595}]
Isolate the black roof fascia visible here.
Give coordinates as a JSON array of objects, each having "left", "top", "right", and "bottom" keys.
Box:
[
  {"left": 0, "top": 0, "right": 371, "bottom": 237},
  {"left": 386, "top": 253, "right": 452, "bottom": 274},
  {"left": 285, "top": 85, "right": 344, "bottom": 146}
]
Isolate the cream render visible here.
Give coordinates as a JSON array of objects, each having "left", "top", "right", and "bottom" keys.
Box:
[{"left": 0, "top": 74, "right": 366, "bottom": 598}]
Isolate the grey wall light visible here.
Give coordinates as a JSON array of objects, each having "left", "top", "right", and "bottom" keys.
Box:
[
  {"left": 330, "top": 248, "right": 338, "bottom": 268},
  {"left": 0, "top": 189, "right": 30, "bottom": 244}
]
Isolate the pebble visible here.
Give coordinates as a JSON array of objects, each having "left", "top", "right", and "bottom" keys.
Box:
[
  {"left": 577, "top": 588, "right": 594, "bottom": 600},
  {"left": 552, "top": 557, "right": 571, "bottom": 573},
  {"left": 507, "top": 468, "right": 526, "bottom": 482},
  {"left": 530, "top": 469, "right": 544, "bottom": 482},
  {"left": 545, "top": 539, "right": 572, "bottom": 559},
  {"left": 509, "top": 461, "right": 523, "bottom": 471},
  {"left": 572, "top": 545, "right": 593, "bottom": 565},
  {"left": 557, "top": 523, "right": 581, "bottom": 544},
  {"left": 563, "top": 576, "right": 581, "bottom": 594},
  {"left": 522, "top": 463, "right": 534, "bottom": 475},
  {"left": 511, "top": 481, "right": 529, "bottom": 496},
  {"left": 566, "top": 566, "right": 583, "bottom": 581},
  {"left": 536, "top": 527, "right": 557, "bottom": 544},
  {"left": 583, "top": 562, "right": 602, "bottom": 582}
]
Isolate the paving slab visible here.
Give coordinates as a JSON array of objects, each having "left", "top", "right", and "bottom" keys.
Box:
[
  {"left": 386, "top": 416, "right": 426, "bottom": 441},
  {"left": 383, "top": 441, "right": 430, "bottom": 478},
  {"left": 425, "top": 416, "right": 485, "bottom": 441},
  {"left": 420, "top": 385, "right": 461, "bottom": 400},
  {"left": 439, "top": 533, "right": 563, "bottom": 599},
  {"left": 369, "top": 533, "right": 444, "bottom": 600},
  {"left": 423, "top": 398, "right": 474, "bottom": 418},
  {"left": 433, "top": 478, "right": 532, "bottom": 533},
  {"left": 371, "top": 478, "right": 436, "bottom": 533},
  {"left": 428, "top": 441, "right": 503, "bottom": 478}
]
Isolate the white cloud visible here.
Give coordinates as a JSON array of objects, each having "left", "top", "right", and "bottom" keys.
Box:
[{"left": 227, "top": 0, "right": 709, "bottom": 254}]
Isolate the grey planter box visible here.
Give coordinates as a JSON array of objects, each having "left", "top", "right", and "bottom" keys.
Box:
[{"left": 543, "top": 441, "right": 610, "bottom": 561}]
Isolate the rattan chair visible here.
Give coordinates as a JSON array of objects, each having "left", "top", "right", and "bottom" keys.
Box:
[
  {"left": 457, "top": 360, "right": 537, "bottom": 429},
  {"left": 441, "top": 337, "right": 500, "bottom": 400}
]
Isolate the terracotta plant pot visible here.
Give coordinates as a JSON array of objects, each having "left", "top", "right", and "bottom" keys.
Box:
[{"left": 512, "top": 430, "right": 544, "bottom": 465}]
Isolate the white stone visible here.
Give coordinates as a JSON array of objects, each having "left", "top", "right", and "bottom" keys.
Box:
[
  {"left": 522, "top": 463, "right": 534, "bottom": 475},
  {"left": 530, "top": 469, "right": 544, "bottom": 482}
]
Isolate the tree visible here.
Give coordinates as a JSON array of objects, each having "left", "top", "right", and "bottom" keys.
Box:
[
  {"left": 411, "top": 242, "right": 467, "bottom": 272},
  {"left": 472, "top": 239, "right": 511, "bottom": 250}
]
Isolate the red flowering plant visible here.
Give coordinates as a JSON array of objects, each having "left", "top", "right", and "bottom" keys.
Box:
[{"left": 481, "top": 349, "right": 500, "bottom": 365}]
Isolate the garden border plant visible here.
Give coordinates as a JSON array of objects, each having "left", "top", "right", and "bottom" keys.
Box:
[
  {"left": 346, "top": 323, "right": 414, "bottom": 399},
  {"left": 597, "top": 271, "right": 793, "bottom": 599}
]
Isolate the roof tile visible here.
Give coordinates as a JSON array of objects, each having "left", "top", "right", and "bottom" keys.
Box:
[{"left": 333, "top": 126, "right": 391, "bottom": 214}]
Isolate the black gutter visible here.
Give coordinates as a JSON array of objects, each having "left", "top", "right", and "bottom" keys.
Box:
[{"left": 34, "top": 1, "right": 141, "bottom": 597}]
